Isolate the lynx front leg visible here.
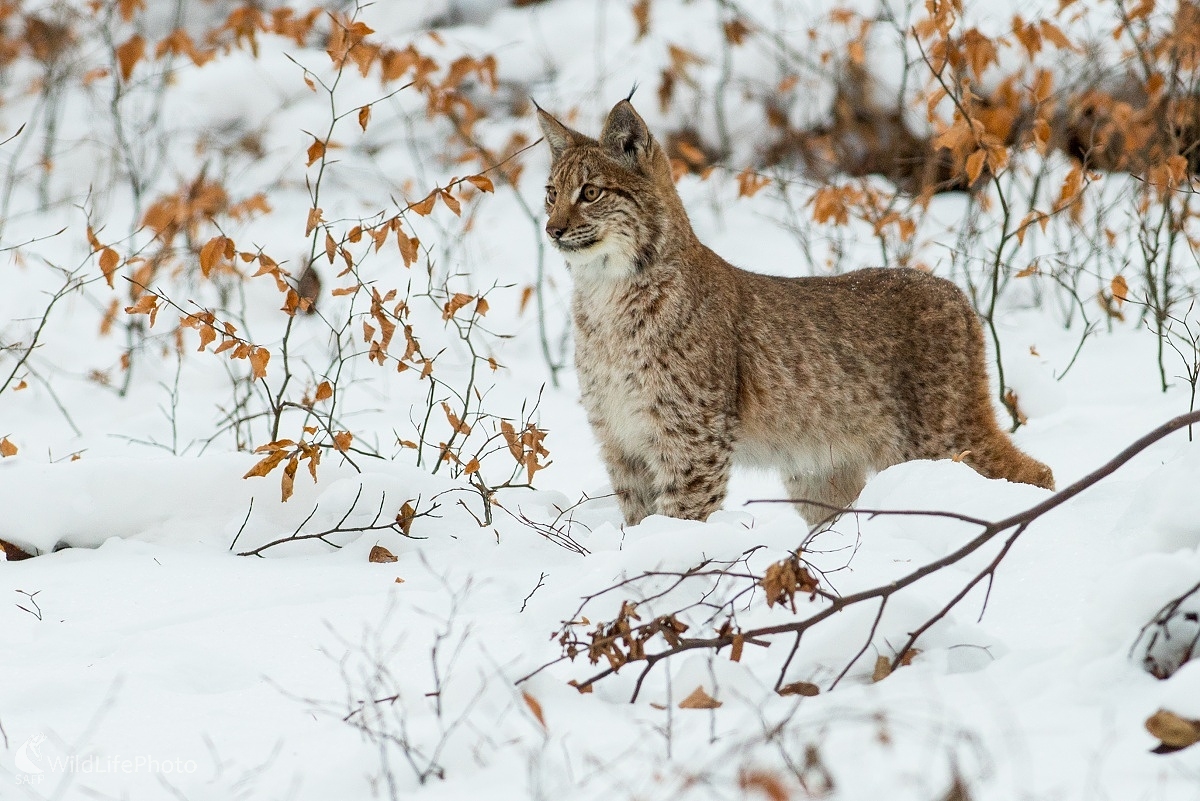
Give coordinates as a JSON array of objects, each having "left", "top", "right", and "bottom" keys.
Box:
[
  {"left": 648, "top": 430, "right": 733, "bottom": 522},
  {"left": 598, "top": 441, "right": 657, "bottom": 525}
]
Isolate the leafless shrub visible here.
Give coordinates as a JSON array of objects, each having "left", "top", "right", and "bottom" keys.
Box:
[{"left": 1134, "top": 579, "right": 1200, "bottom": 680}]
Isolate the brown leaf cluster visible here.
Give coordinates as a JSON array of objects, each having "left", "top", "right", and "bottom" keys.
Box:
[
  {"left": 500, "top": 420, "right": 550, "bottom": 484},
  {"left": 358, "top": 287, "right": 426, "bottom": 375},
  {"left": 243, "top": 438, "right": 322, "bottom": 502},
  {"left": 760, "top": 554, "right": 820, "bottom": 612},
  {"left": 201, "top": 6, "right": 322, "bottom": 58},
  {"left": 177, "top": 310, "right": 269, "bottom": 377},
  {"left": 575, "top": 602, "right": 690, "bottom": 672},
  {"left": 348, "top": 215, "right": 421, "bottom": 267}
]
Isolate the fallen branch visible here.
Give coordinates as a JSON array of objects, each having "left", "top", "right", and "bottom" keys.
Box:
[{"left": 536, "top": 410, "right": 1200, "bottom": 700}]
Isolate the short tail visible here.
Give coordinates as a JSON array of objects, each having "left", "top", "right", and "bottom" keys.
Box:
[{"left": 963, "top": 432, "right": 1055, "bottom": 490}]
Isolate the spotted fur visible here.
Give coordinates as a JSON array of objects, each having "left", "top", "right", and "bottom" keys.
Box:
[{"left": 538, "top": 100, "right": 1054, "bottom": 526}]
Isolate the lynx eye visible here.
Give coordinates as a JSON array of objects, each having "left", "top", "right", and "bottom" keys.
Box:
[
  {"left": 580, "top": 184, "right": 603, "bottom": 202},
  {"left": 545, "top": 186, "right": 557, "bottom": 204}
]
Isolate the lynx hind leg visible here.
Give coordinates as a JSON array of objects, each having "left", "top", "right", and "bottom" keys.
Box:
[
  {"left": 785, "top": 464, "right": 868, "bottom": 528},
  {"left": 599, "top": 442, "right": 657, "bottom": 525},
  {"left": 961, "top": 430, "right": 1055, "bottom": 490}
]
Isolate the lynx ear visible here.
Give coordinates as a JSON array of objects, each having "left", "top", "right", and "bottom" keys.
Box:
[
  {"left": 600, "top": 100, "right": 653, "bottom": 168},
  {"left": 535, "top": 105, "right": 585, "bottom": 162}
]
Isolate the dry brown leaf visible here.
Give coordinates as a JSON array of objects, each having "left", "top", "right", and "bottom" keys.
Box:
[
  {"left": 100, "top": 247, "right": 120, "bottom": 288},
  {"left": 369, "top": 545, "right": 398, "bottom": 563},
  {"left": 442, "top": 292, "right": 474, "bottom": 321},
  {"left": 397, "top": 230, "right": 420, "bottom": 267},
  {"left": 305, "top": 207, "right": 323, "bottom": 236},
  {"left": 0, "top": 437, "right": 18, "bottom": 457},
  {"left": 965, "top": 149, "right": 987, "bottom": 184},
  {"left": 1033, "top": 69, "right": 1053, "bottom": 104},
  {"left": 738, "top": 769, "right": 789, "bottom": 801},
  {"left": 439, "top": 190, "right": 461, "bottom": 216},
  {"left": 196, "top": 324, "right": 216, "bottom": 352},
  {"left": 848, "top": 39, "right": 865, "bottom": 65},
  {"left": 314, "top": 381, "right": 333, "bottom": 401},
  {"left": 1004, "top": 388, "right": 1029, "bottom": 425},
  {"left": 243, "top": 449, "right": 288, "bottom": 479},
  {"left": 872, "top": 655, "right": 892, "bottom": 682},
  {"left": 1032, "top": 118, "right": 1051, "bottom": 154},
  {"left": 466, "top": 174, "right": 494, "bottom": 193},
  {"left": 679, "top": 686, "right": 722, "bottom": 709},
  {"left": 1011, "top": 16, "right": 1040, "bottom": 57},
  {"left": 736, "top": 168, "right": 770, "bottom": 198},
  {"left": 1055, "top": 165, "right": 1083, "bottom": 211},
  {"left": 115, "top": 33, "right": 145, "bottom": 81},
  {"left": 631, "top": 0, "right": 651, "bottom": 40},
  {"left": 118, "top": 0, "right": 145, "bottom": 22},
  {"left": 723, "top": 18, "right": 751, "bottom": 46},
  {"left": 730, "top": 634, "right": 744, "bottom": 662},
  {"left": 396, "top": 501, "right": 416, "bottom": 535},
  {"left": 0, "top": 538, "right": 33, "bottom": 560},
  {"left": 1146, "top": 709, "right": 1200, "bottom": 751},
  {"left": 357, "top": 105, "right": 371, "bottom": 132},
  {"left": 199, "top": 236, "right": 230, "bottom": 278},
  {"left": 410, "top": 192, "right": 437, "bottom": 216},
  {"left": 124, "top": 293, "right": 160, "bottom": 327},
  {"left": 777, "top": 681, "right": 820, "bottom": 697},
  {"left": 1039, "top": 19, "right": 1074, "bottom": 50},
  {"left": 1111, "top": 275, "right": 1129, "bottom": 305},
  {"left": 280, "top": 456, "right": 299, "bottom": 502},
  {"left": 518, "top": 286, "right": 535, "bottom": 315},
  {"left": 500, "top": 420, "right": 522, "bottom": 461},
  {"left": 306, "top": 137, "right": 325, "bottom": 167},
  {"left": 522, "top": 691, "right": 547, "bottom": 728},
  {"left": 248, "top": 347, "right": 271, "bottom": 379}
]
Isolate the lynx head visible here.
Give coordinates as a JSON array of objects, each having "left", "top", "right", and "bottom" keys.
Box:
[{"left": 536, "top": 100, "right": 687, "bottom": 274}]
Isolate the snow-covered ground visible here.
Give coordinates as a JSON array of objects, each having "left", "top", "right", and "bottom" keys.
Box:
[{"left": 2, "top": 1, "right": 1200, "bottom": 799}]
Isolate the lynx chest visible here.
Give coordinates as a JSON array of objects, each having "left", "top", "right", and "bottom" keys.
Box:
[{"left": 571, "top": 281, "right": 676, "bottom": 452}]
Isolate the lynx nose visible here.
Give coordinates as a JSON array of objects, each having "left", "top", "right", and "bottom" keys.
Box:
[{"left": 546, "top": 224, "right": 565, "bottom": 240}]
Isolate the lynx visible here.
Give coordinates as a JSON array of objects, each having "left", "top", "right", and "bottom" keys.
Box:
[{"left": 537, "top": 100, "right": 1054, "bottom": 526}]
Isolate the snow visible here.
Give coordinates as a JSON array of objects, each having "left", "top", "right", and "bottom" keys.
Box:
[{"left": 2, "top": 0, "right": 1200, "bottom": 799}]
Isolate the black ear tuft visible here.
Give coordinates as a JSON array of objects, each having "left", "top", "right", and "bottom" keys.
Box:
[
  {"left": 599, "top": 100, "right": 652, "bottom": 167},
  {"left": 535, "top": 104, "right": 585, "bottom": 162}
]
